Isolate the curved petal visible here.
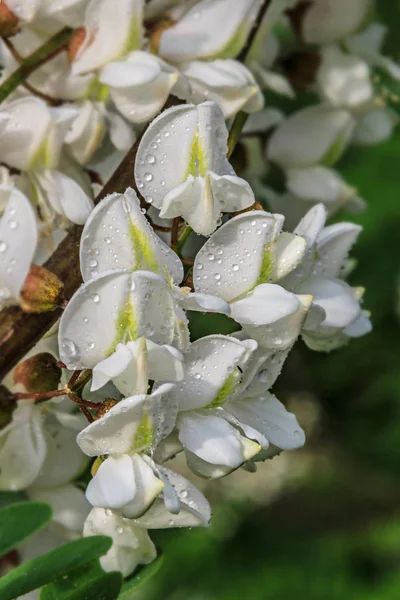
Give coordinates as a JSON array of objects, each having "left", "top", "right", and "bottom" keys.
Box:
[
  {"left": 302, "top": 0, "right": 371, "bottom": 45},
  {"left": 80, "top": 188, "right": 183, "bottom": 283},
  {"left": 268, "top": 105, "right": 355, "bottom": 169},
  {"left": 271, "top": 232, "right": 307, "bottom": 281},
  {"left": 72, "top": 0, "right": 144, "bottom": 75},
  {"left": 230, "top": 284, "right": 300, "bottom": 326},
  {"left": 134, "top": 102, "right": 232, "bottom": 208},
  {"left": 134, "top": 465, "right": 211, "bottom": 527},
  {"left": 0, "top": 187, "right": 38, "bottom": 304},
  {"left": 293, "top": 203, "right": 327, "bottom": 250},
  {"left": 0, "top": 403, "right": 46, "bottom": 491},
  {"left": 297, "top": 276, "right": 361, "bottom": 329},
  {"left": 193, "top": 211, "right": 277, "bottom": 302},
  {"left": 286, "top": 166, "right": 353, "bottom": 204},
  {"left": 227, "top": 393, "right": 305, "bottom": 450},
  {"left": 29, "top": 484, "right": 90, "bottom": 536},
  {"left": 91, "top": 343, "right": 133, "bottom": 392},
  {"left": 181, "top": 59, "right": 263, "bottom": 119},
  {"left": 37, "top": 170, "right": 94, "bottom": 225},
  {"left": 169, "top": 335, "right": 256, "bottom": 411},
  {"left": 158, "top": 0, "right": 261, "bottom": 62},
  {"left": 58, "top": 270, "right": 177, "bottom": 369},
  {"left": 177, "top": 291, "right": 230, "bottom": 315},
  {"left": 86, "top": 454, "right": 137, "bottom": 509},
  {"left": 177, "top": 411, "right": 261, "bottom": 470},
  {"left": 77, "top": 384, "right": 176, "bottom": 456},
  {"left": 315, "top": 222, "right": 361, "bottom": 278},
  {"left": 84, "top": 508, "right": 156, "bottom": 578}
]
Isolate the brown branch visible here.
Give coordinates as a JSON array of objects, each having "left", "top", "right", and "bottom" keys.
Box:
[{"left": 0, "top": 96, "right": 181, "bottom": 381}]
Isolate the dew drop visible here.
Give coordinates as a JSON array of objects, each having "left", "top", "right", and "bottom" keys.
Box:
[
  {"left": 146, "top": 154, "right": 155, "bottom": 164},
  {"left": 0, "top": 241, "right": 7, "bottom": 253},
  {"left": 92, "top": 293, "right": 100, "bottom": 303},
  {"left": 232, "top": 264, "right": 239, "bottom": 271},
  {"left": 89, "top": 259, "right": 98, "bottom": 268},
  {"left": 207, "top": 253, "right": 215, "bottom": 261},
  {"left": 8, "top": 220, "right": 17, "bottom": 229}
]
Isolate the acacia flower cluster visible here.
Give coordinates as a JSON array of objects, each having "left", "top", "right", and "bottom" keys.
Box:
[{"left": 0, "top": 0, "right": 392, "bottom": 591}]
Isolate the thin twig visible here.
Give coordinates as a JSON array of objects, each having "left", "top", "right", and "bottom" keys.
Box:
[
  {"left": 0, "top": 27, "right": 72, "bottom": 104},
  {"left": 171, "top": 217, "right": 181, "bottom": 249},
  {"left": 237, "top": 0, "right": 272, "bottom": 63},
  {"left": 12, "top": 388, "right": 67, "bottom": 401}
]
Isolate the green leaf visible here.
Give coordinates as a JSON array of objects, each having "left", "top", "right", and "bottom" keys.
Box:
[
  {"left": 0, "top": 535, "right": 112, "bottom": 600},
  {"left": 119, "top": 555, "right": 164, "bottom": 599},
  {"left": 41, "top": 570, "right": 122, "bottom": 600},
  {"left": 0, "top": 501, "right": 52, "bottom": 558},
  {"left": 40, "top": 560, "right": 104, "bottom": 599},
  {"left": 0, "top": 492, "right": 27, "bottom": 510}
]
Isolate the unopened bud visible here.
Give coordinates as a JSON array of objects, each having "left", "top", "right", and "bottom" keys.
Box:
[
  {"left": 150, "top": 19, "right": 176, "bottom": 54},
  {"left": 0, "top": 3, "right": 20, "bottom": 38},
  {"left": 13, "top": 353, "right": 62, "bottom": 393},
  {"left": 96, "top": 398, "right": 118, "bottom": 419},
  {"left": 67, "top": 27, "right": 87, "bottom": 62},
  {"left": 20, "top": 265, "right": 64, "bottom": 313}
]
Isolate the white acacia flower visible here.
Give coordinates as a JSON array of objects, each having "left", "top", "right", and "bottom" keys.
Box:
[
  {"left": 268, "top": 104, "right": 356, "bottom": 169},
  {"left": 316, "top": 45, "right": 374, "bottom": 110},
  {"left": 58, "top": 270, "right": 185, "bottom": 369},
  {"left": 99, "top": 51, "right": 190, "bottom": 124},
  {"left": 79, "top": 187, "right": 230, "bottom": 316},
  {"left": 84, "top": 508, "right": 156, "bottom": 577},
  {"left": 158, "top": 0, "right": 262, "bottom": 63},
  {"left": 179, "top": 59, "right": 263, "bottom": 119},
  {"left": 285, "top": 166, "right": 365, "bottom": 216},
  {"left": 161, "top": 334, "right": 305, "bottom": 478},
  {"left": 301, "top": 0, "right": 372, "bottom": 45},
  {"left": 71, "top": 0, "right": 144, "bottom": 76},
  {"left": 134, "top": 102, "right": 254, "bottom": 235},
  {"left": 193, "top": 211, "right": 310, "bottom": 349},
  {"left": 0, "top": 97, "right": 76, "bottom": 171},
  {"left": 345, "top": 23, "right": 400, "bottom": 81},
  {"left": 0, "top": 186, "right": 38, "bottom": 307},
  {"left": 281, "top": 204, "right": 371, "bottom": 350}
]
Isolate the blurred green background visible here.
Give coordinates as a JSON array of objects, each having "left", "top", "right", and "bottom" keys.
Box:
[{"left": 138, "top": 3, "right": 400, "bottom": 598}]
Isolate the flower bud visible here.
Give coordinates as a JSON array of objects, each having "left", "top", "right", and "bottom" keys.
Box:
[
  {"left": 13, "top": 353, "right": 62, "bottom": 393},
  {"left": 0, "top": 3, "right": 20, "bottom": 38},
  {"left": 67, "top": 27, "right": 87, "bottom": 62},
  {"left": 20, "top": 265, "right": 64, "bottom": 313}
]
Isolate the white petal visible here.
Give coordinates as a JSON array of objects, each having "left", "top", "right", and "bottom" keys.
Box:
[
  {"left": 77, "top": 384, "right": 176, "bottom": 456},
  {"left": 0, "top": 187, "right": 38, "bottom": 303},
  {"left": 72, "top": 0, "right": 144, "bottom": 75},
  {"left": 302, "top": 0, "right": 371, "bottom": 44},
  {"left": 106, "top": 111, "right": 136, "bottom": 152},
  {"left": 177, "top": 411, "right": 260, "bottom": 471},
  {"left": 65, "top": 101, "right": 106, "bottom": 165},
  {"left": 315, "top": 222, "right": 361, "bottom": 278},
  {"left": 181, "top": 59, "right": 263, "bottom": 119},
  {"left": 252, "top": 67, "right": 294, "bottom": 98},
  {"left": 343, "top": 312, "right": 372, "bottom": 338},
  {"left": 29, "top": 484, "right": 90, "bottom": 535},
  {"left": 0, "top": 98, "right": 51, "bottom": 170},
  {"left": 37, "top": 170, "right": 94, "bottom": 225},
  {"left": 134, "top": 102, "right": 232, "bottom": 208},
  {"left": 352, "top": 108, "right": 398, "bottom": 146},
  {"left": 134, "top": 465, "right": 211, "bottom": 527},
  {"left": 58, "top": 270, "right": 177, "bottom": 369},
  {"left": 6, "top": 0, "right": 41, "bottom": 21},
  {"left": 286, "top": 166, "right": 354, "bottom": 204},
  {"left": 230, "top": 283, "right": 300, "bottom": 326},
  {"left": 80, "top": 188, "right": 183, "bottom": 283},
  {"left": 193, "top": 211, "right": 278, "bottom": 302},
  {"left": 227, "top": 393, "right": 305, "bottom": 450},
  {"left": 271, "top": 232, "right": 307, "bottom": 281},
  {"left": 91, "top": 343, "right": 133, "bottom": 392},
  {"left": 84, "top": 508, "right": 156, "bottom": 578},
  {"left": 178, "top": 291, "right": 231, "bottom": 315},
  {"left": 297, "top": 276, "right": 361, "bottom": 329},
  {"left": 100, "top": 51, "right": 186, "bottom": 124},
  {"left": 0, "top": 403, "right": 46, "bottom": 491},
  {"left": 86, "top": 454, "right": 137, "bottom": 509},
  {"left": 268, "top": 105, "right": 355, "bottom": 168},
  {"left": 158, "top": 0, "right": 261, "bottom": 62},
  {"left": 170, "top": 335, "right": 255, "bottom": 411},
  {"left": 122, "top": 455, "right": 164, "bottom": 518},
  {"left": 293, "top": 203, "right": 327, "bottom": 250}
]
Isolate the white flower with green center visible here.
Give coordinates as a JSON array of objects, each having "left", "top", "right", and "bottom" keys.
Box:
[
  {"left": 79, "top": 187, "right": 231, "bottom": 317},
  {"left": 0, "top": 186, "right": 38, "bottom": 308},
  {"left": 179, "top": 59, "right": 263, "bottom": 119},
  {"left": 158, "top": 0, "right": 262, "bottom": 63},
  {"left": 281, "top": 204, "right": 372, "bottom": 351},
  {"left": 160, "top": 334, "right": 304, "bottom": 479},
  {"left": 268, "top": 104, "right": 356, "bottom": 170},
  {"left": 99, "top": 51, "right": 190, "bottom": 124},
  {"left": 192, "top": 211, "right": 311, "bottom": 349},
  {"left": 71, "top": 0, "right": 144, "bottom": 75},
  {"left": 58, "top": 270, "right": 182, "bottom": 369},
  {"left": 134, "top": 102, "right": 255, "bottom": 236}
]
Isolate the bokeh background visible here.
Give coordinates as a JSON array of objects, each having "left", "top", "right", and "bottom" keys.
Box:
[{"left": 137, "top": 2, "right": 400, "bottom": 598}]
